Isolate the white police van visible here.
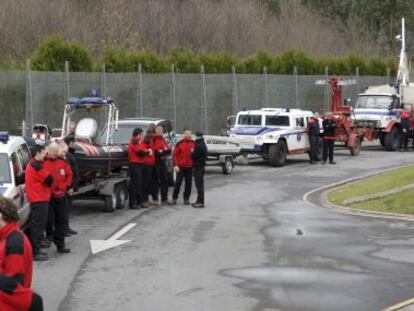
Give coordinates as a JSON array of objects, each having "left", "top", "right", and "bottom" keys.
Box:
[
  {"left": 229, "top": 108, "right": 314, "bottom": 166},
  {"left": 0, "top": 133, "right": 31, "bottom": 228}
]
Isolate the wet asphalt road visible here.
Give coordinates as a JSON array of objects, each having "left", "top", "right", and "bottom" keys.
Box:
[{"left": 32, "top": 144, "right": 414, "bottom": 311}]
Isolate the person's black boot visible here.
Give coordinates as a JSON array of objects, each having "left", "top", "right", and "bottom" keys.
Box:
[
  {"left": 57, "top": 246, "right": 71, "bottom": 254},
  {"left": 33, "top": 253, "right": 49, "bottom": 262},
  {"left": 68, "top": 228, "right": 78, "bottom": 235}
]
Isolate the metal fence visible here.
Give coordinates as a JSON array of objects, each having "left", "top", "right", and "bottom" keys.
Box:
[{"left": 0, "top": 63, "right": 390, "bottom": 135}]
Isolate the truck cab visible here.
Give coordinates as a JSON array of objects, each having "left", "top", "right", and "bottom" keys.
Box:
[
  {"left": 229, "top": 108, "right": 314, "bottom": 166},
  {"left": 0, "top": 133, "right": 32, "bottom": 228}
]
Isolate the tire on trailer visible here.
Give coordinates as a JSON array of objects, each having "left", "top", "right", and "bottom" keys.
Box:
[
  {"left": 268, "top": 141, "right": 287, "bottom": 167},
  {"left": 384, "top": 127, "right": 400, "bottom": 151},
  {"left": 221, "top": 156, "right": 234, "bottom": 175},
  {"left": 350, "top": 137, "right": 362, "bottom": 156},
  {"left": 115, "top": 183, "right": 128, "bottom": 210},
  {"left": 103, "top": 186, "right": 121, "bottom": 213}
]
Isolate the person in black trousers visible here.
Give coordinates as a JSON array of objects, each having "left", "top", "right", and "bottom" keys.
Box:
[
  {"left": 63, "top": 135, "right": 79, "bottom": 236},
  {"left": 191, "top": 132, "right": 208, "bottom": 208},
  {"left": 307, "top": 113, "right": 320, "bottom": 165},
  {"left": 154, "top": 126, "right": 172, "bottom": 205},
  {"left": 321, "top": 112, "right": 337, "bottom": 165}
]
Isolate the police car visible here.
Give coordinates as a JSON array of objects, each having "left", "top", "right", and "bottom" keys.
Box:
[
  {"left": 0, "top": 133, "right": 31, "bottom": 228},
  {"left": 229, "top": 108, "right": 314, "bottom": 166}
]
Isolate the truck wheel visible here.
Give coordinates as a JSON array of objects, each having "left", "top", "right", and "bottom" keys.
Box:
[
  {"left": 268, "top": 141, "right": 287, "bottom": 167},
  {"left": 115, "top": 183, "right": 128, "bottom": 210},
  {"left": 350, "top": 138, "right": 361, "bottom": 156},
  {"left": 222, "top": 157, "right": 234, "bottom": 175},
  {"left": 384, "top": 127, "right": 400, "bottom": 151}
]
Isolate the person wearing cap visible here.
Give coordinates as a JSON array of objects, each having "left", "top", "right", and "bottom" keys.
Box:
[
  {"left": 321, "top": 112, "right": 337, "bottom": 165},
  {"left": 0, "top": 199, "right": 44, "bottom": 311},
  {"left": 307, "top": 113, "right": 320, "bottom": 165},
  {"left": 63, "top": 136, "right": 79, "bottom": 236},
  {"left": 171, "top": 129, "right": 196, "bottom": 205},
  {"left": 25, "top": 144, "right": 54, "bottom": 262},
  {"left": 153, "top": 126, "right": 172, "bottom": 205},
  {"left": 191, "top": 132, "right": 208, "bottom": 208},
  {"left": 43, "top": 142, "right": 73, "bottom": 254},
  {"left": 128, "top": 128, "right": 152, "bottom": 209}
]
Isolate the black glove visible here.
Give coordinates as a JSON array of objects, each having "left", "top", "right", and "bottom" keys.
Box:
[{"left": 0, "top": 274, "right": 19, "bottom": 294}]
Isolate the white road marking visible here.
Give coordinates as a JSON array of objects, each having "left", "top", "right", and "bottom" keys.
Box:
[{"left": 90, "top": 223, "right": 137, "bottom": 255}]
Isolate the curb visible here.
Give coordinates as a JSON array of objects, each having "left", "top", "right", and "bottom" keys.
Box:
[{"left": 303, "top": 163, "right": 414, "bottom": 222}]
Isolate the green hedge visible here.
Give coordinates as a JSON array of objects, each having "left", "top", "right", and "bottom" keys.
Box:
[{"left": 5, "top": 35, "right": 398, "bottom": 76}]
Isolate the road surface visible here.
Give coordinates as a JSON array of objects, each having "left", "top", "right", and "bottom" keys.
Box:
[{"left": 32, "top": 145, "right": 414, "bottom": 311}]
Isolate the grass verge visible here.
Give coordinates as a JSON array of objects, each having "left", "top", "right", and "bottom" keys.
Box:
[{"left": 328, "top": 165, "right": 414, "bottom": 205}]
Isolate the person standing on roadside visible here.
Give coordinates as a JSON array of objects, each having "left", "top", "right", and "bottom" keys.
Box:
[
  {"left": 143, "top": 124, "right": 159, "bottom": 207},
  {"left": 25, "top": 144, "right": 53, "bottom": 262},
  {"left": 321, "top": 112, "right": 336, "bottom": 165},
  {"left": 128, "top": 128, "right": 152, "bottom": 209},
  {"left": 44, "top": 143, "right": 72, "bottom": 254},
  {"left": 63, "top": 136, "right": 78, "bottom": 236},
  {"left": 191, "top": 132, "right": 207, "bottom": 208},
  {"left": 400, "top": 108, "right": 411, "bottom": 151},
  {"left": 307, "top": 113, "right": 321, "bottom": 165},
  {"left": 0, "top": 198, "right": 43, "bottom": 311},
  {"left": 171, "top": 129, "right": 195, "bottom": 205},
  {"left": 153, "top": 126, "right": 172, "bottom": 205}
]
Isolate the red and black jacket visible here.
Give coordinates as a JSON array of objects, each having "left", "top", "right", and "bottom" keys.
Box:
[
  {"left": 153, "top": 135, "right": 171, "bottom": 159},
  {"left": 43, "top": 157, "right": 73, "bottom": 199},
  {"left": 322, "top": 119, "right": 336, "bottom": 140},
  {"left": 0, "top": 222, "right": 36, "bottom": 311},
  {"left": 0, "top": 223, "right": 33, "bottom": 288},
  {"left": 25, "top": 159, "right": 54, "bottom": 203},
  {"left": 143, "top": 134, "right": 156, "bottom": 166},
  {"left": 173, "top": 139, "right": 196, "bottom": 168},
  {"left": 128, "top": 137, "right": 151, "bottom": 164}
]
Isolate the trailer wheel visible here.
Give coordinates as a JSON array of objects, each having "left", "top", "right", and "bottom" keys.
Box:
[
  {"left": 222, "top": 157, "right": 234, "bottom": 175},
  {"left": 384, "top": 127, "right": 400, "bottom": 151},
  {"left": 268, "top": 141, "right": 287, "bottom": 167},
  {"left": 103, "top": 192, "right": 117, "bottom": 213},
  {"left": 350, "top": 138, "right": 361, "bottom": 156},
  {"left": 115, "top": 183, "right": 128, "bottom": 210}
]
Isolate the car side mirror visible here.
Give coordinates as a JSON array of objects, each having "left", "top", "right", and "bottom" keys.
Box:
[{"left": 15, "top": 172, "right": 25, "bottom": 186}]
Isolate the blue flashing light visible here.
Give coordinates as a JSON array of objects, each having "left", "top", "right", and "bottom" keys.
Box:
[
  {"left": 90, "top": 89, "right": 100, "bottom": 97},
  {"left": 67, "top": 97, "right": 82, "bottom": 105},
  {"left": 0, "top": 132, "right": 9, "bottom": 143},
  {"left": 80, "top": 97, "right": 104, "bottom": 105}
]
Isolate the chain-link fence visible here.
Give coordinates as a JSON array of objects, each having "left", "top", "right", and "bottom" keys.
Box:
[{"left": 0, "top": 65, "right": 390, "bottom": 135}]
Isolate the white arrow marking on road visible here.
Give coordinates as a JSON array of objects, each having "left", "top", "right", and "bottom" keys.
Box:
[{"left": 90, "top": 223, "right": 137, "bottom": 255}]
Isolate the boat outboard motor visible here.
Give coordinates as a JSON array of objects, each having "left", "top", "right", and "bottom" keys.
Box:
[{"left": 75, "top": 118, "right": 98, "bottom": 143}]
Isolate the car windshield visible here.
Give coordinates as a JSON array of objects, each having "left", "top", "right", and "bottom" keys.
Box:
[
  {"left": 355, "top": 96, "right": 394, "bottom": 109},
  {"left": 0, "top": 154, "right": 11, "bottom": 184},
  {"left": 265, "top": 115, "right": 290, "bottom": 126},
  {"left": 102, "top": 123, "right": 149, "bottom": 145},
  {"left": 237, "top": 115, "right": 262, "bottom": 126}
]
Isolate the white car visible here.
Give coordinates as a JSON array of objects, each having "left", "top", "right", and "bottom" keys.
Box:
[
  {"left": 0, "top": 133, "right": 32, "bottom": 228},
  {"left": 229, "top": 108, "right": 314, "bottom": 166}
]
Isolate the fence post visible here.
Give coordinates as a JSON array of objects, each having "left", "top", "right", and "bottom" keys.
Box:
[
  {"left": 25, "top": 59, "right": 33, "bottom": 130},
  {"left": 386, "top": 67, "right": 391, "bottom": 84},
  {"left": 136, "top": 63, "right": 143, "bottom": 117},
  {"left": 232, "top": 65, "right": 238, "bottom": 114},
  {"left": 263, "top": 66, "right": 268, "bottom": 108},
  {"left": 325, "top": 66, "right": 329, "bottom": 112},
  {"left": 64, "top": 61, "right": 70, "bottom": 103},
  {"left": 171, "top": 64, "right": 176, "bottom": 129},
  {"left": 21, "top": 120, "right": 26, "bottom": 137},
  {"left": 294, "top": 66, "right": 298, "bottom": 108},
  {"left": 200, "top": 65, "right": 208, "bottom": 134},
  {"left": 355, "top": 66, "right": 360, "bottom": 96},
  {"left": 101, "top": 63, "right": 107, "bottom": 98}
]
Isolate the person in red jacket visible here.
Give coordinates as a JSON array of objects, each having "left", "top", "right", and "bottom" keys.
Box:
[
  {"left": 171, "top": 129, "right": 196, "bottom": 205},
  {"left": 128, "top": 128, "right": 152, "bottom": 209},
  {"left": 153, "top": 126, "right": 172, "bottom": 204},
  {"left": 0, "top": 197, "right": 43, "bottom": 311},
  {"left": 143, "top": 124, "right": 159, "bottom": 207},
  {"left": 43, "top": 142, "right": 73, "bottom": 254},
  {"left": 26, "top": 144, "right": 54, "bottom": 261}
]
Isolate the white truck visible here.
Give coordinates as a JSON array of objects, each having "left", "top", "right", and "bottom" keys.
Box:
[
  {"left": 228, "top": 108, "right": 314, "bottom": 166},
  {"left": 353, "top": 18, "right": 414, "bottom": 151}
]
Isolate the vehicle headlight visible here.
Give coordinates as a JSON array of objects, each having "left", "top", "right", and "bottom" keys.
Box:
[{"left": 266, "top": 134, "right": 274, "bottom": 139}]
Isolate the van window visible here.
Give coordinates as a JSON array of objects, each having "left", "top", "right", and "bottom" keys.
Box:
[
  {"left": 10, "top": 153, "right": 22, "bottom": 178},
  {"left": 0, "top": 154, "right": 11, "bottom": 184},
  {"left": 265, "top": 115, "right": 290, "bottom": 126},
  {"left": 238, "top": 115, "right": 262, "bottom": 126},
  {"left": 295, "top": 118, "right": 305, "bottom": 127},
  {"left": 16, "top": 144, "right": 31, "bottom": 170}
]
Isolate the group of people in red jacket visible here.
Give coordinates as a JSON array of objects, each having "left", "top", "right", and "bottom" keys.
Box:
[
  {"left": 128, "top": 125, "right": 208, "bottom": 209},
  {"left": 26, "top": 140, "right": 78, "bottom": 262}
]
